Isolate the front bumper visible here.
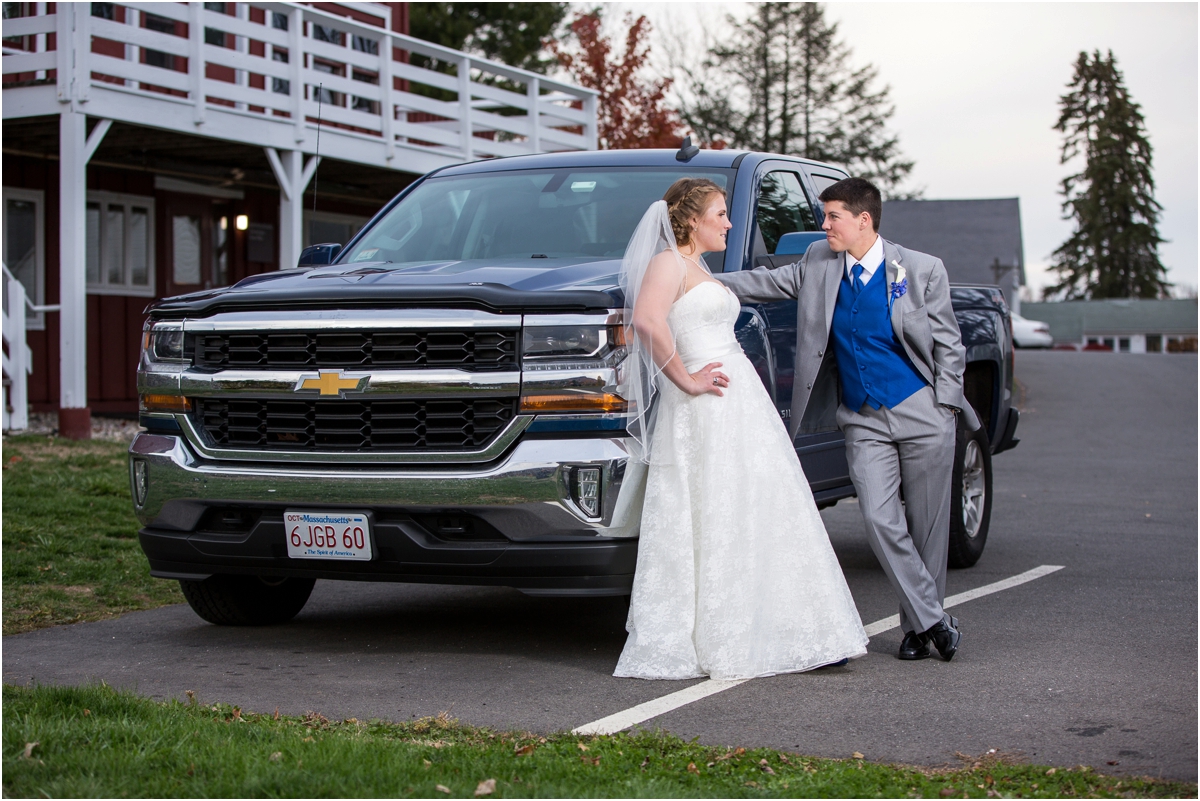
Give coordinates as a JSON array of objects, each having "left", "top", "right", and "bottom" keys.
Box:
[{"left": 128, "top": 433, "right": 644, "bottom": 596}]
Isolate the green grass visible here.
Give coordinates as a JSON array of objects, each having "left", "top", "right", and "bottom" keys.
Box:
[
  {"left": 3, "top": 684, "right": 1193, "bottom": 799},
  {"left": 2, "top": 435, "right": 183, "bottom": 635}
]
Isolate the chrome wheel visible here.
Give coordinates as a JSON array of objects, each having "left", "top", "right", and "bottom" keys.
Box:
[{"left": 960, "top": 439, "right": 987, "bottom": 538}]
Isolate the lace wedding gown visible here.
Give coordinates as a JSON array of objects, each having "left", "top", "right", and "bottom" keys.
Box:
[{"left": 615, "top": 281, "right": 869, "bottom": 680}]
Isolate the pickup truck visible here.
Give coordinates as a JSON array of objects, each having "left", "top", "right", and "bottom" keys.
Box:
[{"left": 131, "top": 146, "right": 1020, "bottom": 625}]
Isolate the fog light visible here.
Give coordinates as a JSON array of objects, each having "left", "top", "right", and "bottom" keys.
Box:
[
  {"left": 132, "top": 459, "right": 148, "bottom": 506},
  {"left": 573, "top": 467, "right": 601, "bottom": 517}
]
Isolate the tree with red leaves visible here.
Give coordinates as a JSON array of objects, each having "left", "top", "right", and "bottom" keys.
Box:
[{"left": 549, "top": 10, "right": 685, "bottom": 150}]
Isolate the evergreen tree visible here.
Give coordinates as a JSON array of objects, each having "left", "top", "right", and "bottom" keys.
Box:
[
  {"left": 681, "top": 3, "right": 915, "bottom": 197},
  {"left": 1047, "top": 50, "right": 1169, "bottom": 299},
  {"left": 409, "top": 3, "right": 567, "bottom": 74}
]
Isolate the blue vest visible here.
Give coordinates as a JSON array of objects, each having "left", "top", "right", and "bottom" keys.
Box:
[{"left": 831, "top": 262, "right": 927, "bottom": 411}]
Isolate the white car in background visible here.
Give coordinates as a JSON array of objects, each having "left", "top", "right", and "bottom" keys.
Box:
[{"left": 1011, "top": 313, "right": 1053, "bottom": 348}]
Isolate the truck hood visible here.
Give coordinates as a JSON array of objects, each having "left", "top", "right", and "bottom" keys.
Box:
[{"left": 148, "top": 258, "right": 624, "bottom": 318}]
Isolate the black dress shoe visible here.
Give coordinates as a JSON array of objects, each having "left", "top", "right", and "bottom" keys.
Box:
[
  {"left": 925, "top": 615, "right": 961, "bottom": 661},
  {"left": 897, "top": 630, "right": 930, "bottom": 660}
]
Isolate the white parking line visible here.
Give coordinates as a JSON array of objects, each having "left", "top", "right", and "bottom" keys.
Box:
[{"left": 572, "top": 564, "right": 1065, "bottom": 736}]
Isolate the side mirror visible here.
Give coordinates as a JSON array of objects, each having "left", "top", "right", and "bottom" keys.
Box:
[
  {"left": 297, "top": 243, "right": 342, "bottom": 268},
  {"left": 774, "top": 231, "right": 827, "bottom": 256}
]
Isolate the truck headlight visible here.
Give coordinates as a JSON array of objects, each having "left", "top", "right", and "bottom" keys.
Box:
[
  {"left": 522, "top": 324, "right": 620, "bottom": 360},
  {"left": 141, "top": 322, "right": 186, "bottom": 363},
  {"left": 520, "top": 322, "right": 628, "bottom": 414}
]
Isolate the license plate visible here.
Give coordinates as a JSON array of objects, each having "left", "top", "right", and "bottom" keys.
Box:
[{"left": 284, "top": 510, "right": 372, "bottom": 561}]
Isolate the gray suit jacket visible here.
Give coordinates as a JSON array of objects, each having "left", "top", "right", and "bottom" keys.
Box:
[{"left": 717, "top": 237, "right": 979, "bottom": 438}]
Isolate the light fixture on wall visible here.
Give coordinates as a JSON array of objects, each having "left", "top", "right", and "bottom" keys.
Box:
[{"left": 235, "top": 214, "right": 249, "bottom": 231}]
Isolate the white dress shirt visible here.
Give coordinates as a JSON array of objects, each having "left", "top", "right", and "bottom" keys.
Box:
[{"left": 844, "top": 235, "right": 884, "bottom": 283}]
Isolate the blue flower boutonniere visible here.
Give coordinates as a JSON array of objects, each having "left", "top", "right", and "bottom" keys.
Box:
[{"left": 888, "top": 261, "right": 907, "bottom": 314}]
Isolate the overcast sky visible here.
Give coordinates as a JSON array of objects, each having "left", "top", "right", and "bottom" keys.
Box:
[{"left": 616, "top": 2, "right": 1198, "bottom": 298}]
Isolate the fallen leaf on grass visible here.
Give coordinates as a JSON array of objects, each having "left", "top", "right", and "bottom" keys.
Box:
[
  {"left": 744, "top": 780, "right": 759, "bottom": 788},
  {"left": 639, "top": 757, "right": 650, "bottom": 769},
  {"left": 577, "top": 741, "right": 589, "bottom": 751},
  {"left": 939, "top": 788, "right": 957, "bottom": 798},
  {"left": 82, "top": 709, "right": 90, "bottom": 717},
  {"left": 580, "top": 756, "right": 600, "bottom": 766},
  {"left": 185, "top": 690, "right": 196, "bottom": 705},
  {"left": 273, "top": 707, "right": 280, "bottom": 720},
  {"left": 423, "top": 760, "right": 432, "bottom": 769},
  {"left": 231, "top": 707, "right": 242, "bottom": 722},
  {"left": 715, "top": 747, "right": 745, "bottom": 762},
  {"left": 758, "top": 759, "right": 776, "bottom": 775},
  {"left": 777, "top": 753, "right": 790, "bottom": 764},
  {"left": 852, "top": 751, "right": 864, "bottom": 760},
  {"left": 21, "top": 742, "right": 39, "bottom": 759},
  {"left": 687, "top": 762, "right": 700, "bottom": 774},
  {"left": 269, "top": 752, "right": 282, "bottom": 762},
  {"left": 513, "top": 744, "right": 535, "bottom": 756},
  {"left": 1045, "top": 768, "right": 1057, "bottom": 775},
  {"left": 474, "top": 779, "right": 496, "bottom": 797},
  {"left": 436, "top": 784, "right": 451, "bottom": 794}
]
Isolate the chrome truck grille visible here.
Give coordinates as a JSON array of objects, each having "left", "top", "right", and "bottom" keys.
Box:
[
  {"left": 192, "top": 330, "right": 518, "bottom": 371},
  {"left": 194, "top": 397, "right": 518, "bottom": 452}
]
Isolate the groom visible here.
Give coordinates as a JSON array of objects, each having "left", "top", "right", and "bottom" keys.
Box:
[{"left": 719, "top": 176, "right": 974, "bottom": 662}]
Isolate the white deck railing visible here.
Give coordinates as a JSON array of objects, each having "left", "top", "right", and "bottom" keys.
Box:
[
  {"left": 2, "top": 264, "right": 60, "bottom": 432},
  {"left": 2, "top": 2, "right": 598, "bottom": 167}
]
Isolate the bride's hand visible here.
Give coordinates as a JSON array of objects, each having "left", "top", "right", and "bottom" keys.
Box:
[{"left": 688, "top": 362, "right": 729, "bottom": 397}]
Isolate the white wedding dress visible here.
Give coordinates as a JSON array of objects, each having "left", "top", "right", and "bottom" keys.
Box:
[{"left": 615, "top": 280, "right": 869, "bottom": 680}]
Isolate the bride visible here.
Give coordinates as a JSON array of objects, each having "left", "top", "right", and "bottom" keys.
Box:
[{"left": 614, "top": 178, "right": 868, "bottom": 680}]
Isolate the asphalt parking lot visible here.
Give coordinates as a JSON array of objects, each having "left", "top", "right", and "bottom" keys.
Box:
[{"left": 4, "top": 351, "right": 1197, "bottom": 780}]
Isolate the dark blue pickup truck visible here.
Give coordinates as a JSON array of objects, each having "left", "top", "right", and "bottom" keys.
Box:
[{"left": 132, "top": 147, "right": 1019, "bottom": 625}]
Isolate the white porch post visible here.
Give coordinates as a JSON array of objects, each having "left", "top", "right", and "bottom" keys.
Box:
[
  {"left": 58, "top": 110, "right": 89, "bottom": 437},
  {"left": 265, "top": 148, "right": 320, "bottom": 270},
  {"left": 57, "top": 114, "right": 112, "bottom": 439}
]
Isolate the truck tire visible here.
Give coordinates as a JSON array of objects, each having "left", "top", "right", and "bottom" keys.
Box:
[
  {"left": 179, "top": 575, "right": 316, "bottom": 626},
  {"left": 948, "top": 421, "right": 992, "bottom": 569}
]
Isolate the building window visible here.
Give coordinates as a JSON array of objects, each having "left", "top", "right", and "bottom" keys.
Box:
[
  {"left": 1147, "top": 334, "right": 1162, "bottom": 353},
  {"left": 304, "top": 210, "right": 369, "bottom": 249},
  {"left": 352, "top": 35, "right": 378, "bottom": 55},
  {"left": 2, "top": 186, "right": 45, "bottom": 330},
  {"left": 86, "top": 191, "right": 155, "bottom": 297},
  {"left": 1118, "top": 337, "right": 1130, "bottom": 352}
]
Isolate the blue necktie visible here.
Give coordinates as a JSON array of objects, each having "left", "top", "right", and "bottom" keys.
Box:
[{"left": 851, "top": 263, "right": 865, "bottom": 294}]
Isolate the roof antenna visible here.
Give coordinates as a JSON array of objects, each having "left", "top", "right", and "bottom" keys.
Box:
[
  {"left": 676, "top": 134, "right": 699, "bottom": 163},
  {"left": 312, "top": 82, "right": 323, "bottom": 213}
]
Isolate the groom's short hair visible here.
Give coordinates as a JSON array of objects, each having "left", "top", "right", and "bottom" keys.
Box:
[{"left": 819, "top": 178, "right": 883, "bottom": 232}]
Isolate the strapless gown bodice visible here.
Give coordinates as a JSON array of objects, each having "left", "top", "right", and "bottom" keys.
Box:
[{"left": 667, "top": 281, "right": 743, "bottom": 368}]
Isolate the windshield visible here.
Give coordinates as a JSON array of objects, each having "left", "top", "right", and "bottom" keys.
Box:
[{"left": 340, "top": 167, "right": 735, "bottom": 266}]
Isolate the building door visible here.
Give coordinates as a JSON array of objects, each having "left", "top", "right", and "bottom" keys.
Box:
[{"left": 163, "top": 196, "right": 233, "bottom": 296}]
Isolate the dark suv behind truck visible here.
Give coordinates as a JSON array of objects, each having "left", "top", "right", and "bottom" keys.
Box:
[{"left": 131, "top": 147, "right": 1019, "bottom": 625}]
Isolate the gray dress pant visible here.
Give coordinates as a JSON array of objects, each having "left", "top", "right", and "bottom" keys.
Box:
[{"left": 836, "top": 386, "right": 956, "bottom": 635}]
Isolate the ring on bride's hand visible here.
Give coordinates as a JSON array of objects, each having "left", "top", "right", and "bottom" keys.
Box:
[{"left": 713, "top": 378, "right": 719, "bottom": 385}]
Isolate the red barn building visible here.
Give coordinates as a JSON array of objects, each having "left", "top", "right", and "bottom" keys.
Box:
[{"left": 2, "top": 1, "right": 597, "bottom": 436}]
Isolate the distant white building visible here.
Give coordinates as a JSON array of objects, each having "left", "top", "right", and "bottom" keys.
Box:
[{"left": 1021, "top": 299, "right": 1198, "bottom": 353}]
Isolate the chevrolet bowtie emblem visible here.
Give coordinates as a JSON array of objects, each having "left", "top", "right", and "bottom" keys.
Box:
[{"left": 295, "top": 370, "right": 368, "bottom": 397}]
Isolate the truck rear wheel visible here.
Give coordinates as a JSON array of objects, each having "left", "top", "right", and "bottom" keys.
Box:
[
  {"left": 179, "top": 575, "right": 315, "bottom": 626},
  {"left": 948, "top": 421, "right": 992, "bottom": 568}
]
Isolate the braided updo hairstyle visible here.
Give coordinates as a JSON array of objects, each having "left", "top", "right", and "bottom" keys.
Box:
[{"left": 663, "top": 177, "right": 726, "bottom": 248}]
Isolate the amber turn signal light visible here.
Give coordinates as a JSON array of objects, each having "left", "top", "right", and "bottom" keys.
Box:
[
  {"left": 519, "top": 393, "right": 627, "bottom": 413},
  {"left": 140, "top": 394, "right": 192, "bottom": 413}
]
